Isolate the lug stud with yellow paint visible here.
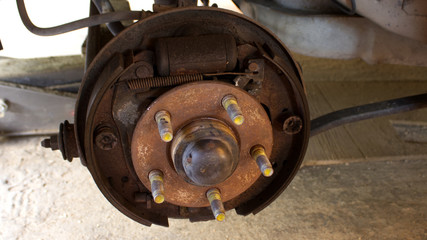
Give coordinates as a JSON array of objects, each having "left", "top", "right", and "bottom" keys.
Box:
[
  {"left": 149, "top": 170, "right": 165, "bottom": 204},
  {"left": 155, "top": 110, "right": 173, "bottom": 142},
  {"left": 222, "top": 95, "right": 244, "bottom": 125},
  {"left": 250, "top": 145, "right": 274, "bottom": 177},
  {"left": 206, "top": 188, "right": 226, "bottom": 222}
]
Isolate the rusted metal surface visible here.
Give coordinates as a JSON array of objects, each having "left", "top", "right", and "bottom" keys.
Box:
[
  {"left": 155, "top": 34, "right": 237, "bottom": 76},
  {"left": 131, "top": 81, "right": 273, "bottom": 207},
  {"left": 76, "top": 6, "right": 304, "bottom": 149},
  {"left": 283, "top": 115, "right": 303, "bottom": 135},
  {"left": 126, "top": 72, "right": 258, "bottom": 91},
  {"left": 74, "top": 7, "right": 309, "bottom": 226},
  {"left": 41, "top": 120, "right": 79, "bottom": 162},
  {"left": 234, "top": 59, "right": 265, "bottom": 98},
  {"left": 127, "top": 74, "right": 204, "bottom": 90},
  {"left": 153, "top": 0, "right": 197, "bottom": 12},
  {"left": 95, "top": 126, "right": 118, "bottom": 150}
]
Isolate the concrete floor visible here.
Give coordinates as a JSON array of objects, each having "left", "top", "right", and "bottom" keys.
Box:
[{"left": 1, "top": 136, "right": 426, "bottom": 240}]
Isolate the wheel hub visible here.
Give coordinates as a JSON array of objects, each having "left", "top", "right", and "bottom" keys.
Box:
[
  {"left": 42, "top": 7, "right": 310, "bottom": 226},
  {"left": 131, "top": 81, "right": 273, "bottom": 207}
]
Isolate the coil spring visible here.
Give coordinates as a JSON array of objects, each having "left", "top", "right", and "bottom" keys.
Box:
[{"left": 127, "top": 74, "right": 204, "bottom": 90}]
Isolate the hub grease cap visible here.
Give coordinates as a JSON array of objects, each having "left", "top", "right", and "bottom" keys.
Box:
[{"left": 172, "top": 119, "right": 240, "bottom": 187}]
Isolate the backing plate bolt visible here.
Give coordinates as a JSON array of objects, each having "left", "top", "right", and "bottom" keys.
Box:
[
  {"left": 248, "top": 62, "right": 259, "bottom": 72},
  {"left": 95, "top": 128, "right": 118, "bottom": 150},
  {"left": 283, "top": 116, "right": 303, "bottom": 135}
]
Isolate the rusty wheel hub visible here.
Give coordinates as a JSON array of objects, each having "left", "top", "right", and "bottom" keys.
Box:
[
  {"left": 43, "top": 7, "right": 310, "bottom": 226},
  {"left": 131, "top": 81, "right": 273, "bottom": 207}
]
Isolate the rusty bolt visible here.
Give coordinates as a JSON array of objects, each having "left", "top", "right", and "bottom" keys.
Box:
[
  {"left": 149, "top": 170, "right": 165, "bottom": 204},
  {"left": 283, "top": 116, "right": 303, "bottom": 135},
  {"left": 155, "top": 110, "right": 173, "bottom": 142},
  {"left": 41, "top": 121, "right": 78, "bottom": 162},
  {"left": 206, "top": 188, "right": 225, "bottom": 221},
  {"left": 248, "top": 62, "right": 259, "bottom": 72},
  {"left": 95, "top": 128, "right": 118, "bottom": 150},
  {"left": 41, "top": 139, "right": 51, "bottom": 148},
  {"left": 222, "top": 95, "right": 244, "bottom": 126},
  {"left": 250, "top": 145, "right": 274, "bottom": 177},
  {"left": 41, "top": 135, "right": 59, "bottom": 150}
]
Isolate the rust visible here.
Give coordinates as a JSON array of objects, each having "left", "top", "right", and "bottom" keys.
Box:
[
  {"left": 248, "top": 62, "right": 259, "bottom": 72},
  {"left": 41, "top": 120, "right": 78, "bottom": 162},
  {"left": 233, "top": 59, "right": 265, "bottom": 98},
  {"left": 131, "top": 81, "right": 273, "bottom": 207},
  {"left": 155, "top": 34, "right": 237, "bottom": 76},
  {"left": 95, "top": 127, "right": 118, "bottom": 150},
  {"left": 283, "top": 116, "right": 303, "bottom": 135},
  {"left": 74, "top": 7, "right": 309, "bottom": 226},
  {"left": 127, "top": 74, "right": 203, "bottom": 90}
]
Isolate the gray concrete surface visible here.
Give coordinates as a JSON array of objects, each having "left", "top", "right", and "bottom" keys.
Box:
[{"left": 1, "top": 137, "right": 426, "bottom": 239}]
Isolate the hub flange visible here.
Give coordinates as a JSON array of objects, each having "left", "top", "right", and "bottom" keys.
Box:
[{"left": 131, "top": 81, "right": 273, "bottom": 207}]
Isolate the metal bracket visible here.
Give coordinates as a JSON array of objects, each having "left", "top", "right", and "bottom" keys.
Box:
[{"left": 234, "top": 59, "right": 265, "bottom": 98}]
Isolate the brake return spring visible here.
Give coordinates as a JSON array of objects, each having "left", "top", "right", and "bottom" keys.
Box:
[
  {"left": 126, "top": 72, "right": 256, "bottom": 90},
  {"left": 127, "top": 74, "right": 204, "bottom": 90}
]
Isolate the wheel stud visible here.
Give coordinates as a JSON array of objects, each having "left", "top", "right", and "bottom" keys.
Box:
[
  {"left": 149, "top": 170, "right": 165, "bottom": 204},
  {"left": 207, "top": 188, "right": 226, "bottom": 222},
  {"left": 222, "top": 95, "right": 244, "bottom": 125},
  {"left": 250, "top": 145, "right": 274, "bottom": 177},
  {"left": 155, "top": 110, "right": 173, "bottom": 142}
]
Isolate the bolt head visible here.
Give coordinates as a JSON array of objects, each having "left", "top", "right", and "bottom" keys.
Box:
[
  {"left": 248, "top": 62, "right": 259, "bottom": 72},
  {"left": 95, "top": 130, "right": 118, "bottom": 150},
  {"left": 41, "top": 139, "right": 51, "bottom": 148},
  {"left": 283, "top": 116, "right": 303, "bottom": 135},
  {"left": 135, "top": 64, "right": 153, "bottom": 78}
]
